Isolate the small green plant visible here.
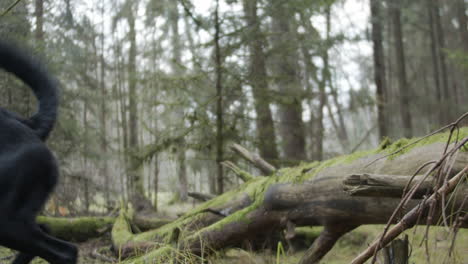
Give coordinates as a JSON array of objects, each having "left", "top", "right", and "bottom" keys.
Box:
[{"left": 276, "top": 241, "right": 285, "bottom": 264}]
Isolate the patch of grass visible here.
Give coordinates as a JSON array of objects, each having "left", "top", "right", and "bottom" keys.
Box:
[{"left": 205, "top": 225, "right": 468, "bottom": 264}]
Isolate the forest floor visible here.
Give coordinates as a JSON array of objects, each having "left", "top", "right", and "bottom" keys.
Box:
[{"left": 0, "top": 225, "right": 466, "bottom": 263}]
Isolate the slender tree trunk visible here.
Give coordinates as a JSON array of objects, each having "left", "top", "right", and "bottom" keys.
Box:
[
  {"left": 426, "top": 0, "right": 444, "bottom": 126},
  {"left": 270, "top": 0, "right": 306, "bottom": 162},
  {"left": 82, "top": 99, "right": 90, "bottom": 213},
  {"left": 298, "top": 11, "right": 323, "bottom": 160},
  {"left": 314, "top": 6, "right": 334, "bottom": 161},
  {"left": 113, "top": 38, "right": 128, "bottom": 201},
  {"left": 242, "top": 0, "right": 279, "bottom": 163},
  {"left": 215, "top": 0, "right": 224, "bottom": 194},
  {"left": 454, "top": 0, "right": 468, "bottom": 116},
  {"left": 390, "top": 0, "right": 412, "bottom": 138},
  {"left": 100, "top": 47, "right": 110, "bottom": 207},
  {"left": 370, "top": 0, "right": 388, "bottom": 139},
  {"left": 26, "top": 0, "right": 44, "bottom": 115},
  {"left": 35, "top": 0, "right": 43, "bottom": 41},
  {"left": 433, "top": 0, "right": 450, "bottom": 114},
  {"left": 328, "top": 79, "right": 349, "bottom": 151},
  {"left": 95, "top": 1, "right": 110, "bottom": 209},
  {"left": 182, "top": 16, "right": 217, "bottom": 194},
  {"left": 125, "top": 4, "right": 147, "bottom": 209},
  {"left": 169, "top": 2, "right": 188, "bottom": 201}
]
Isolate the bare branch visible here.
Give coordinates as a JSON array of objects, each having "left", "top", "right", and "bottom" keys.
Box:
[{"left": 229, "top": 143, "right": 276, "bottom": 175}]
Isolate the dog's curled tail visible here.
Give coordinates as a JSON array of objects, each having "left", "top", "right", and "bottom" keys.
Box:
[{"left": 0, "top": 41, "right": 58, "bottom": 141}]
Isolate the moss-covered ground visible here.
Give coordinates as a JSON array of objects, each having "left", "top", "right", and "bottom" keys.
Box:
[{"left": 2, "top": 226, "right": 465, "bottom": 263}]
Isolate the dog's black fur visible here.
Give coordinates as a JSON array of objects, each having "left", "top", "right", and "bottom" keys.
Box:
[{"left": 0, "top": 41, "right": 78, "bottom": 264}]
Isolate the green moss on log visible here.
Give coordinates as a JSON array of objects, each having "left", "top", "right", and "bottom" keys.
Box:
[
  {"left": 37, "top": 216, "right": 114, "bottom": 242},
  {"left": 128, "top": 128, "right": 468, "bottom": 249}
]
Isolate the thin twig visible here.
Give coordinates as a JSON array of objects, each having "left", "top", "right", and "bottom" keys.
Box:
[
  {"left": 371, "top": 137, "right": 468, "bottom": 263},
  {"left": 352, "top": 145, "right": 468, "bottom": 264},
  {"left": 1, "top": 0, "right": 23, "bottom": 17},
  {"left": 349, "top": 124, "right": 376, "bottom": 153}
]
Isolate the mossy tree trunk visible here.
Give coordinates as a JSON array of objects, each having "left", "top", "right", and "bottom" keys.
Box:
[{"left": 109, "top": 130, "right": 468, "bottom": 263}]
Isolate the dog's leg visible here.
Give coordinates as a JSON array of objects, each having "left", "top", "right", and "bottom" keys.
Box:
[
  {"left": 12, "top": 224, "right": 52, "bottom": 264},
  {"left": 0, "top": 221, "right": 77, "bottom": 264},
  {"left": 0, "top": 146, "right": 78, "bottom": 264}
]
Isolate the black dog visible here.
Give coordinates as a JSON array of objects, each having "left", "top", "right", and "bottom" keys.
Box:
[{"left": 0, "top": 41, "right": 78, "bottom": 263}]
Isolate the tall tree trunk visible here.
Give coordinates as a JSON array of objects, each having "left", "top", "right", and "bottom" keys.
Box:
[
  {"left": 315, "top": 6, "right": 334, "bottom": 161},
  {"left": 82, "top": 98, "right": 90, "bottom": 213},
  {"left": 270, "top": 0, "right": 307, "bottom": 162},
  {"left": 125, "top": 3, "right": 147, "bottom": 209},
  {"left": 96, "top": 1, "right": 110, "bottom": 209},
  {"left": 215, "top": 0, "right": 224, "bottom": 194},
  {"left": 113, "top": 39, "right": 128, "bottom": 201},
  {"left": 390, "top": 0, "right": 412, "bottom": 138},
  {"left": 242, "top": 0, "right": 279, "bottom": 163},
  {"left": 35, "top": 0, "right": 43, "bottom": 37},
  {"left": 183, "top": 15, "right": 217, "bottom": 195},
  {"left": 298, "top": 11, "right": 325, "bottom": 160},
  {"left": 454, "top": 0, "right": 468, "bottom": 117},
  {"left": 99, "top": 47, "right": 110, "bottom": 208},
  {"left": 169, "top": 2, "right": 188, "bottom": 201},
  {"left": 28, "top": 0, "right": 44, "bottom": 115},
  {"left": 370, "top": 0, "right": 388, "bottom": 139},
  {"left": 433, "top": 0, "right": 450, "bottom": 115},
  {"left": 426, "top": 0, "right": 444, "bottom": 126},
  {"left": 153, "top": 155, "right": 159, "bottom": 211}
]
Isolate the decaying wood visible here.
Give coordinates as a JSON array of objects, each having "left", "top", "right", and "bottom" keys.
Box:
[
  {"left": 36, "top": 215, "right": 170, "bottom": 242},
  {"left": 298, "top": 224, "right": 356, "bottom": 264},
  {"left": 230, "top": 143, "right": 276, "bottom": 175},
  {"left": 343, "top": 173, "right": 433, "bottom": 198},
  {"left": 343, "top": 173, "right": 468, "bottom": 199},
  {"left": 106, "top": 131, "right": 468, "bottom": 264},
  {"left": 350, "top": 164, "right": 468, "bottom": 264},
  {"left": 36, "top": 216, "right": 114, "bottom": 242}
]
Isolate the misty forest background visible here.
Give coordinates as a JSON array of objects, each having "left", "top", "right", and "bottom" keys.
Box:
[{"left": 1, "top": 0, "right": 467, "bottom": 217}]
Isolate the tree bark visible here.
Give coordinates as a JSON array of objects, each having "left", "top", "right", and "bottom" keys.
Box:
[
  {"left": 215, "top": 0, "right": 225, "bottom": 194},
  {"left": 343, "top": 173, "right": 435, "bottom": 198}
]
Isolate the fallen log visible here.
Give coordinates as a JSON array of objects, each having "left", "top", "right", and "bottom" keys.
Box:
[
  {"left": 343, "top": 173, "right": 433, "bottom": 198},
  {"left": 343, "top": 173, "right": 468, "bottom": 198},
  {"left": 37, "top": 216, "right": 115, "bottom": 242},
  {"left": 111, "top": 129, "right": 468, "bottom": 263},
  {"left": 188, "top": 192, "right": 215, "bottom": 202},
  {"left": 37, "top": 215, "right": 171, "bottom": 242}
]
